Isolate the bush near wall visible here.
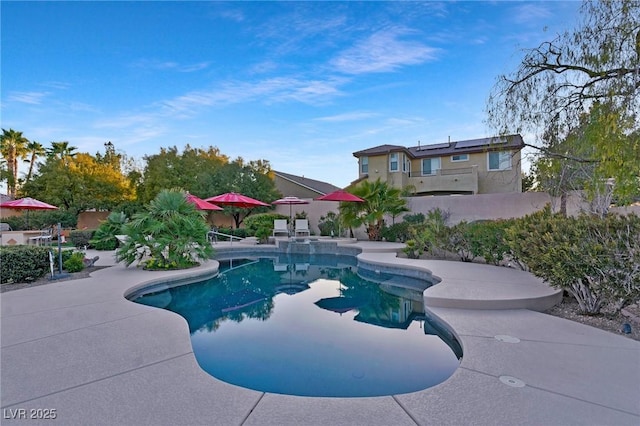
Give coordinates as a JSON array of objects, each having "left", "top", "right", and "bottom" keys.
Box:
[
  {"left": 70, "top": 229, "right": 94, "bottom": 248},
  {"left": 0, "top": 246, "right": 51, "bottom": 284},
  {"left": 506, "top": 210, "right": 640, "bottom": 315}
]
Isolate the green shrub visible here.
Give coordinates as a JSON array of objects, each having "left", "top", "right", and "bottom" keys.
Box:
[
  {"left": 381, "top": 222, "right": 411, "bottom": 242},
  {"left": 244, "top": 213, "right": 287, "bottom": 237},
  {"left": 63, "top": 252, "right": 85, "bottom": 273},
  {"left": 506, "top": 208, "right": 640, "bottom": 315},
  {"left": 318, "top": 212, "right": 340, "bottom": 237},
  {"left": 466, "top": 220, "right": 512, "bottom": 265},
  {"left": 1, "top": 210, "right": 77, "bottom": 231},
  {"left": 0, "top": 246, "right": 50, "bottom": 283},
  {"left": 70, "top": 230, "right": 94, "bottom": 248},
  {"left": 90, "top": 211, "right": 128, "bottom": 250}
]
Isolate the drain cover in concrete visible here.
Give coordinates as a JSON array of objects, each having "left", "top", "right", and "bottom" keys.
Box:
[
  {"left": 495, "top": 335, "right": 520, "bottom": 343},
  {"left": 499, "top": 376, "right": 526, "bottom": 388}
]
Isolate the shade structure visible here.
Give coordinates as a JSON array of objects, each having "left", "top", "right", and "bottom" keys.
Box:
[
  {"left": 315, "top": 189, "right": 364, "bottom": 202},
  {"left": 272, "top": 196, "right": 310, "bottom": 224},
  {"left": 0, "top": 197, "right": 58, "bottom": 210},
  {"left": 0, "top": 197, "right": 59, "bottom": 229},
  {"left": 205, "top": 192, "right": 270, "bottom": 208},
  {"left": 184, "top": 193, "right": 223, "bottom": 211},
  {"left": 314, "top": 295, "right": 368, "bottom": 315}
]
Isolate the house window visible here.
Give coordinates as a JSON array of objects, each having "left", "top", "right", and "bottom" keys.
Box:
[
  {"left": 421, "top": 157, "right": 440, "bottom": 175},
  {"left": 488, "top": 151, "right": 512, "bottom": 171},
  {"left": 389, "top": 153, "right": 399, "bottom": 172},
  {"left": 361, "top": 156, "right": 368, "bottom": 174},
  {"left": 451, "top": 153, "right": 468, "bottom": 162}
]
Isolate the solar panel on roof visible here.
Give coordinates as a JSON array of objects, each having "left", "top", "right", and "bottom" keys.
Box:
[
  {"left": 418, "top": 142, "right": 449, "bottom": 151},
  {"left": 454, "top": 139, "right": 488, "bottom": 149}
]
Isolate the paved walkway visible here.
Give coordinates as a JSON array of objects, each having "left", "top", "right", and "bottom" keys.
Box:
[{"left": 1, "top": 242, "right": 638, "bottom": 425}]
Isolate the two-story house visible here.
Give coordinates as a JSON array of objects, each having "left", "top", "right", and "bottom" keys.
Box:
[{"left": 352, "top": 134, "right": 525, "bottom": 195}]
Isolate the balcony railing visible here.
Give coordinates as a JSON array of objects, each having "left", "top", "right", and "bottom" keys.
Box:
[
  {"left": 408, "top": 166, "right": 475, "bottom": 178},
  {"left": 407, "top": 166, "right": 478, "bottom": 194}
]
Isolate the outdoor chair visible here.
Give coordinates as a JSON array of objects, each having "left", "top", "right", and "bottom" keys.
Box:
[
  {"left": 272, "top": 219, "right": 289, "bottom": 237},
  {"left": 294, "top": 219, "right": 310, "bottom": 238}
]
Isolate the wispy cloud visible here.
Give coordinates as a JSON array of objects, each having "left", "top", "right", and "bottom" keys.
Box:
[
  {"left": 315, "top": 111, "right": 378, "bottom": 122},
  {"left": 8, "top": 91, "right": 50, "bottom": 105},
  {"left": 131, "top": 59, "right": 211, "bottom": 72},
  {"left": 159, "top": 76, "right": 348, "bottom": 115},
  {"left": 331, "top": 28, "right": 439, "bottom": 74},
  {"left": 511, "top": 4, "right": 552, "bottom": 25}
]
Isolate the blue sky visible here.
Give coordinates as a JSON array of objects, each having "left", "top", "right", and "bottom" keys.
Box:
[{"left": 2, "top": 1, "right": 581, "bottom": 189}]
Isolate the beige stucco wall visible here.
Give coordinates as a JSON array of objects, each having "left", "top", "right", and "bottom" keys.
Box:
[{"left": 360, "top": 149, "right": 522, "bottom": 194}]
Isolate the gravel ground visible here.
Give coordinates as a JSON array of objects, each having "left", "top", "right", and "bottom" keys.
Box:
[
  {"left": 2, "top": 265, "right": 639, "bottom": 342},
  {"left": 545, "top": 295, "right": 640, "bottom": 342}
]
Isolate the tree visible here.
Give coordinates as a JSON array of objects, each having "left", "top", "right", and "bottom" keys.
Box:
[
  {"left": 137, "top": 145, "right": 228, "bottom": 203},
  {"left": 47, "top": 141, "right": 78, "bottom": 164},
  {"left": 340, "top": 178, "right": 408, "bottom": 241},
  {"left": 116, "top": 189, "right": 213, "bottom": 269},
  {"left": 487, "top": 0, "right": 639, "bottom": 207},
  {"left": 0, "top": 128, "right": 29, "bottom": 197},
  {"left": 23, "top": 140, "right": 46, "bottom": 184},
  {"left": 532, "top": 103, "right": 640, "bottom": 216},
  {"left": 23, "top": 145, "right": 135, "bottom": 213}
]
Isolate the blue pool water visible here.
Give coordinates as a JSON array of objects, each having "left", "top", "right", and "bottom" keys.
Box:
[{"left": 132, "top": 254, "right": 462, "bottom": 397}]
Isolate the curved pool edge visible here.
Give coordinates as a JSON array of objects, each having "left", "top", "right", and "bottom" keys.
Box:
[
  {"left": 123, "top": 260, "right": 220, "bottom": 301},
  {"left": 2, "top": 247, "right": 638, "bottom": 425}
]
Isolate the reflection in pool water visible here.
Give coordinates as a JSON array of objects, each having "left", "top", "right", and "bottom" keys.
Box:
[{"left": 132, "top": 254, "right": 462, "bottom": 397}]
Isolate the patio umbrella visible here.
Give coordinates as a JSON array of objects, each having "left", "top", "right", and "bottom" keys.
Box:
[
  {"left": 0, "top": 197, "right": 58, "bottom": 228},
  {"left": 205, "top": 192, "right": 270, "bottom": 228},
  {"left": 205, "top": 192, "right": 270, "bottom": 209},
  {"left": 315, "top": 189, "right": 364, "bottom": 237},
  {"left": 315, "top": 189, "right": 364, "bottom": 202},
  {"left": 184, "top": 193, "right": 223, "bottom": 210},
  {"left": 272, "top": 196, "right": 310, "bottom": 225}
]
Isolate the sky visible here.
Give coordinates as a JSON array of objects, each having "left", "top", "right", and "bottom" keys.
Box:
[{"left": 1, "top": 1, "right": 582, "bottom": 189}]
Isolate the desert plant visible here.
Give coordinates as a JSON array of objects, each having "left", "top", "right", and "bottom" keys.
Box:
[
  {"left": 506, "top": 208, "right": 640, "bottom": 315},
  {"left": 116, "top": 189, "right": 213, "bottom": 269},
  {"left": 403, "top": 239, "right": 423, "bottom": 259},
  {"left": 90, "top": 211, "right": 128, "bottom": 250},
  {"left": 318, "top": 212, "right": 340, "bottom": 237}
]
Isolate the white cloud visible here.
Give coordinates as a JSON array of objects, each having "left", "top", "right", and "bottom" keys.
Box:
[
  {"left": 131, "top": 59, "right": 210, "bottom": 72},
  {"left": 512, "top": 4, "right": 552, "bottom": 25},
  {"left": 314, "top": 112, "right": 378, "bottom": 122},
  {"left": 8, "top": 91, "right": 50, "bottom": 105},
  {"left": 331, "top": 28, "right": 439, "bottom": 74}
]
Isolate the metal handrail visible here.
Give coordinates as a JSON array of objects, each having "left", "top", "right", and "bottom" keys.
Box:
[{"left": 208, "top": 230, "right": 244, "bottom": 244}]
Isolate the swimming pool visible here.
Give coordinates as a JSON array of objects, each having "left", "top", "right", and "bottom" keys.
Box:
[{"left": 132, "top": 253, "right": 462, "bottom": 397}]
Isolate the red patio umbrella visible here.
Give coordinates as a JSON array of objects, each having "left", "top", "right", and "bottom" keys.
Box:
[
  {"left": 205, "top": 192, "right": 270, "bottom": 208},
  {"left": 0, "top": 197, "right": 58, "bottom": 228},
  {"left": 315, "top": 189, "right": 364, "bottom": 202},
  {"left": 272, "top": 196, "right": 310, "bottom": 224},
  {"left": 205, "top": 192, "right": 270, "bottom": 228},
  {"left": 0, "top": 197, "right": 59, "bottom": 210},
  {"left": 184, "top": 193, "right": 223, "bottom": 211}
]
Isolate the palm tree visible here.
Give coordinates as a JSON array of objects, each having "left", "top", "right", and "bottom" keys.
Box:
[
  {"left": 0, "top": 128, "right": 29, "bottom": 197},
  {"left": 341, "top": 178, "right": 408, "bottom": 241},
  {"left": 47, "top": 141, "right": 78, "bottom": 165},
  {"left": 116, "top": 189, "right": 214, "bottom": 268},
  {"left": 23, "top": 140, "right": 46, "bottom": 183}
]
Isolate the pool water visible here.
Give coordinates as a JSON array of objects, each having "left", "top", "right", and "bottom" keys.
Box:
[{"left": 133, "top": 254, "right": 462, "bottom": 397}]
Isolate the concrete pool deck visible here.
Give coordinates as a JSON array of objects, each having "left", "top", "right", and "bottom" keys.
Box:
[{"left": 1, "top": 241, "right": 639, "bottom": 425}]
